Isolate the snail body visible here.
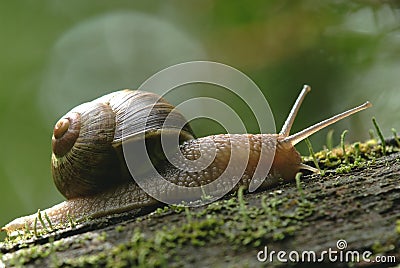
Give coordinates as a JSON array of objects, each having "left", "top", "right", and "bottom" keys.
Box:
[{"left": 2, "top": 85, "right": 371, "bottom": 235}]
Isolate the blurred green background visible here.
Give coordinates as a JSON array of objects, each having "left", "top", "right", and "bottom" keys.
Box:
[{"left": 1, "top": 1, "right": 399, "bottom": 232}]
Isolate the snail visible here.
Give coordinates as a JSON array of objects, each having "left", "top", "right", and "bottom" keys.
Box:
[{"left": 2, "top": 85, "right": 371, "bottom": 235}]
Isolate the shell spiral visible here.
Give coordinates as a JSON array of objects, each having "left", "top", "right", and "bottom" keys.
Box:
[{"left": 51, "top": 90, "right": 195, "bottom": 199}]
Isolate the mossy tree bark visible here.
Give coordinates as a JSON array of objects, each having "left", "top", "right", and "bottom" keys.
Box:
[{"left": 1, "top": 152, "right": 399, "bottom": 267}]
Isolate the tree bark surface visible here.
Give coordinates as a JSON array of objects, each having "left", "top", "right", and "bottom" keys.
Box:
[{"left": 1, "top": 152, "right": 399, "bottom": 267}]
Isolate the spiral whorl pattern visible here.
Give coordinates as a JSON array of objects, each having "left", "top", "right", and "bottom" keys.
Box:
[{"left": 52, "top": 113, "right": 81, "bottom": 157}]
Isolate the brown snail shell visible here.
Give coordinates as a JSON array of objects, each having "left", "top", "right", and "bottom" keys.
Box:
[{"left": 51, "top": 89, "right": 195, "bottom": 199}]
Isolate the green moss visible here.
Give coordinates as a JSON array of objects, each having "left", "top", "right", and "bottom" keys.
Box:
[
  {"left": 1, "top": 218, "right": 82, "bottom": 248},
  {"left": 153, "top": 206, "right": 170, "bottom": 215},
  {"left": 114, "top": 225, "right": 125, "bottom": 233},
  {"left": 305, "top": 138, "right": 324, "bottom": 175},
  {"left": 371, "top": 241, "right": 396, "bottom": 255},
  {"left": 303, "top": 138, "right": 400, "bottom": 174},
  {"left": 8, "top": 246, "right": 48, "bottom": 266},
  {"left": 2, "top": 238, "right": 57, "bottom": 267}
]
